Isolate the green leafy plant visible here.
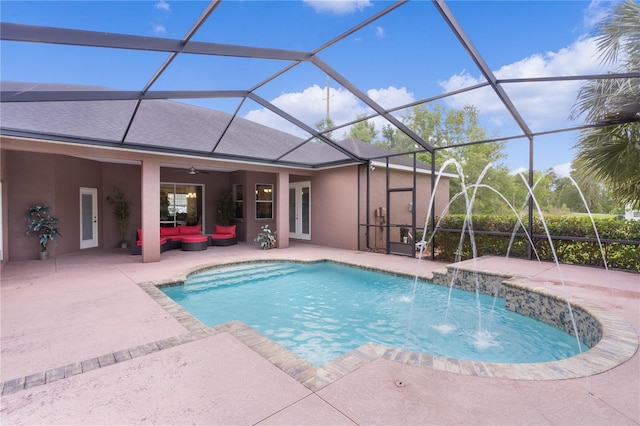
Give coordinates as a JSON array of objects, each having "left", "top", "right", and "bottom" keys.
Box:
[
  {"left": 216, "top": 191, "right": 234, "bottom": 226},
  {"left": 160, "top": 190, "right": 170, "bottom": 220},
  {"left": 25, "top": 204, "right": 62, "bottom": 253},
  {"left": 433, "top": 214, "right": 640, "bottom": 271},
  {"left": 106, "top": 187, "right": 130, "bottom": 245},
  {"left": 254, "top": 224, "right": 277, "bottom": 249}
]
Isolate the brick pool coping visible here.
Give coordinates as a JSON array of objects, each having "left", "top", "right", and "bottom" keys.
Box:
[{"left": 3, "top": 258, "right": 637, "bottom": 396}]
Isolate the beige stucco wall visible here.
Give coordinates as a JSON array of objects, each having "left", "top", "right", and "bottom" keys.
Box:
[
  {"left": 5, "top": 151, "right": 100, "bottom": 260},
  {"left": 102, "top": 163, "right": 142, "bottom": 249},
  {"left": 230, "top": 171, "right": 278, "bottom": 245},
  {"left": 359, "top": 165, "right": 450, "bottom": 250},
  {"left": 1, "top": 135, "right": 450, "bottom": 261},
  {"left": 307, "top": 166, "right": 360, "bottom": 250},
  {"left": 4, "top": 150, "right": 145, "bottom": 260},
  {"left": 1, "top": 147, "right": 8, "bottom": 261}
]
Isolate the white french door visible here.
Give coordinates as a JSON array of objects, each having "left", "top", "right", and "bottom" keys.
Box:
[
  {"left": 80, "top": 187, "right": 98, "bottom": 249},
  {"left": 289, "top": 181, "right": 311, "bottom": 240}
]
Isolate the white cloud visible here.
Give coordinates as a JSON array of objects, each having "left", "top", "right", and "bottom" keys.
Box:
[
  {"left": 553, "top": 162, "right": 572, "bottom": 178},
  {"left": 303, "top": 0, "right": 372, "bottom": 15},
  {"left": 367, "top": 86, "right": 414, "bottom": 109},
  {"left": 245, "top": 85, "right": 416, "bottom": 138},
  {"left": 246, "top": 84, "right": 365, "bottom": 137},
  {"left": 376, "top": 26, "right": 384, "bottom": 38},
  {"left": 438, "top": 37, "right": 607, "bottom": 131},
  {"left": 583, "top": 0, "right": 608, "bottom": 32},
  {"left": 510, "top": 163, "right": 572, "bottom": 178},
  {"left": 244, "top": 26, "right": 614, "bottom": 150},
  {"left": 155, "top": 0, "right": 170, "bottom": 12},
  {"left": 151, "top": 23, "right": 166, "bottom": 35},
  {"left": 509, "top": 166, "right": 528, "bottom": 176}
]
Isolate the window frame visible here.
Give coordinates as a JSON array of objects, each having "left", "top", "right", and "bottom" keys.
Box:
[
  {"left": 233, "top": 184, "right": 244, "bottom": 221},
  {"left": 255, "top": 183, "right": 274, "bottom": 220}
]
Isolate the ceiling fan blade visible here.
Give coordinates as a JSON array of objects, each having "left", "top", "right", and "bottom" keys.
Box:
[{"left": 187, "top": 166, "right": 208, "bottom": 175}]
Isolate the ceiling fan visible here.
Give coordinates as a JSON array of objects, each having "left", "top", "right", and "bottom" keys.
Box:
[{"left": 186, "top": 166, "right": 208, "bottom": 175}]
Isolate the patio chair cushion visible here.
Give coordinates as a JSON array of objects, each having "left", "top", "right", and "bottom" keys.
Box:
[
  {"left": 160, "top": 227, "right": 180, "bottom": 237},
  {"left": 210, "top": 224, "right": 237, "bottom": 246},
  {"left": 180, "top": 225, "right": 202, "bottom": 235},
  {"left": 214, "top": 224, "right": 236, "bottom": 236},
  {"left": 136, "top": 237, "right": 168, "bottom": 246}
]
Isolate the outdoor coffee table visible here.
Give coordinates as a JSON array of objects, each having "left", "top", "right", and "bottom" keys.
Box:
[{"left": 180, "top": 235, "right": 209, "bottom": 251}]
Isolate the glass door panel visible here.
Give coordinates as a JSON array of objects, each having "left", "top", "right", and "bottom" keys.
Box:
[{"left": 289, "top": 181, "right": 311, "bottom": 240}]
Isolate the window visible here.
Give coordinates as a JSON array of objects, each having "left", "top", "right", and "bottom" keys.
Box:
[
  {"left": 255, "top": 184, "right": 273, "bottom": 219},
  {"left": 161, "top": 183, "right": 204, "bottom": 227},
  {"left": 233, "top": 184, "right": 243, "bottom": 220}
]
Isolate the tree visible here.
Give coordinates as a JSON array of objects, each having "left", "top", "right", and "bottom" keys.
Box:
[
  {"left": 315, "top": 117, "right": 334, "bottom": 140},
  {"left": 406, "top": 104, "right": 507, "bottom": 214},
  {"left": 571, "top": 0, "right": 640, "bottom": 209},
  {"left": 346, "top": 115, "right": 377, "bottom": 142},
  {"left": 550, "top": 161, "right": 620, "bottom": 214}
]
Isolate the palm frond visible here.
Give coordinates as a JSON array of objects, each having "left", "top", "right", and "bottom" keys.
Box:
[{"left": 594, "top": 0, "right": 640, "bottom": 66}]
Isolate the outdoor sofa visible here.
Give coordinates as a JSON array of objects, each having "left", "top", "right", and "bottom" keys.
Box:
[{"left": 131, "top": 224, "right": 236, "bottom": 254}]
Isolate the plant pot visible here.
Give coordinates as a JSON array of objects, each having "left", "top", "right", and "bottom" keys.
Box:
[
  {"left": 38, "top": 251, "right": 49, "bottom": 260},
  {"left": 120, "top": 242, "right": 128, "bottom": 249}
]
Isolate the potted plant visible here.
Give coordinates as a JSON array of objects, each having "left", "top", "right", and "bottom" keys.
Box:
[
  {"left": 160, "top": 190, "right": 170, "bottom": 220},
  {"left": 216, "top": 191, "right": 234, "bottom": 226},
  {"left": 25, "top": 204, "right": 62, "bottom": 260},
  {"left": 106, "top": 187, "right": 130, "bottom": 248},
  {"left": 254, "top": 224, "right": 277, "bottom": 249}
]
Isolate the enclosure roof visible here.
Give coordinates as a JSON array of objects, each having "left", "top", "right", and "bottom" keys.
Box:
[{"left": 1, "top": 0, "right": 638, "bottom": 171}]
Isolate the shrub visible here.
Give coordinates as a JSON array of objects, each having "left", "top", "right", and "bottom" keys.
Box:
[{"left": 431, "top": 214, "right": 640, "bottom": 272}]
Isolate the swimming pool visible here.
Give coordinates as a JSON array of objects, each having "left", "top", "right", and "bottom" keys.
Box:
[{"left": 162, "top": 261, "right": 587, "bottom": 366}]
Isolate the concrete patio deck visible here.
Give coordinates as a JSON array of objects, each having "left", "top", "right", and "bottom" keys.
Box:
[{"left": 1, "top": 242, "right": 638, "bottom": 425}]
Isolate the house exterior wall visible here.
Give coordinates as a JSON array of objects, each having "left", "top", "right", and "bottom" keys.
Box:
[
  {"left": 307, "top": 166, "right": 359, "bottom": 250},
  {"left": 1, "top": 136, "right": 450, "bottom": 261},
  {"left": 229, "top": 170, "right": 248, "bottom": 242},
  {"left": 367, "top": 167, "right": 450, "bottom": 229},
  {"left": 1, "top": 149, "right": 7, "bottom": 261},
  {"left": 102, "top": 163, "right": 141, "bottom": 249},
  {"left": 5, "top": 151, "right": 105, "bottom": 260},
  {"left": 241, "top": 171, "right": 278, "bottom": 245},
  {"left": 359, "top": 165, "right": 450, "bottom": 251}
]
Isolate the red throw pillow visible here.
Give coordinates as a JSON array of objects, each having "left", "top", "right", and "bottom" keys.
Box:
[
  {"left": 215, "top": 224, "right": 236, "bottom": 236},
  {"left": 137, "top": 229, "right": 142, "bottom": 241}
]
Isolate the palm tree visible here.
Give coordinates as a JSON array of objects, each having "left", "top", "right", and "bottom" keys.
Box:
[{"left": 571, "top": 0, "right": 640, "bottom": 209}]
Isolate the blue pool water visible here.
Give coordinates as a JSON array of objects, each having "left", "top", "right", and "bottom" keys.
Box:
[{"left": 162, "top": 261, "right": 587, "bottom": 366}]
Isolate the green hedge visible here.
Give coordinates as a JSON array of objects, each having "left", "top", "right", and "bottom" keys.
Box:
[{"left": 429, "top": 215, "right": 640, "bottom": 272}]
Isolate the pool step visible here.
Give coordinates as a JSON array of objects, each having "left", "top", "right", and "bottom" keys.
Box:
[{"left": 184, "top": 263, "right": 298, "bottom": 290}]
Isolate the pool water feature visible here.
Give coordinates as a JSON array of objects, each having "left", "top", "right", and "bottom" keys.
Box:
[{"left": 162, "top": 261, "right": 589, "bottom": 366}]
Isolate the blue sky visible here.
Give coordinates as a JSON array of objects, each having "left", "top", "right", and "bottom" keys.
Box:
[{"left": 1, "top": 0, "right": 618, "bottom": 175}]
